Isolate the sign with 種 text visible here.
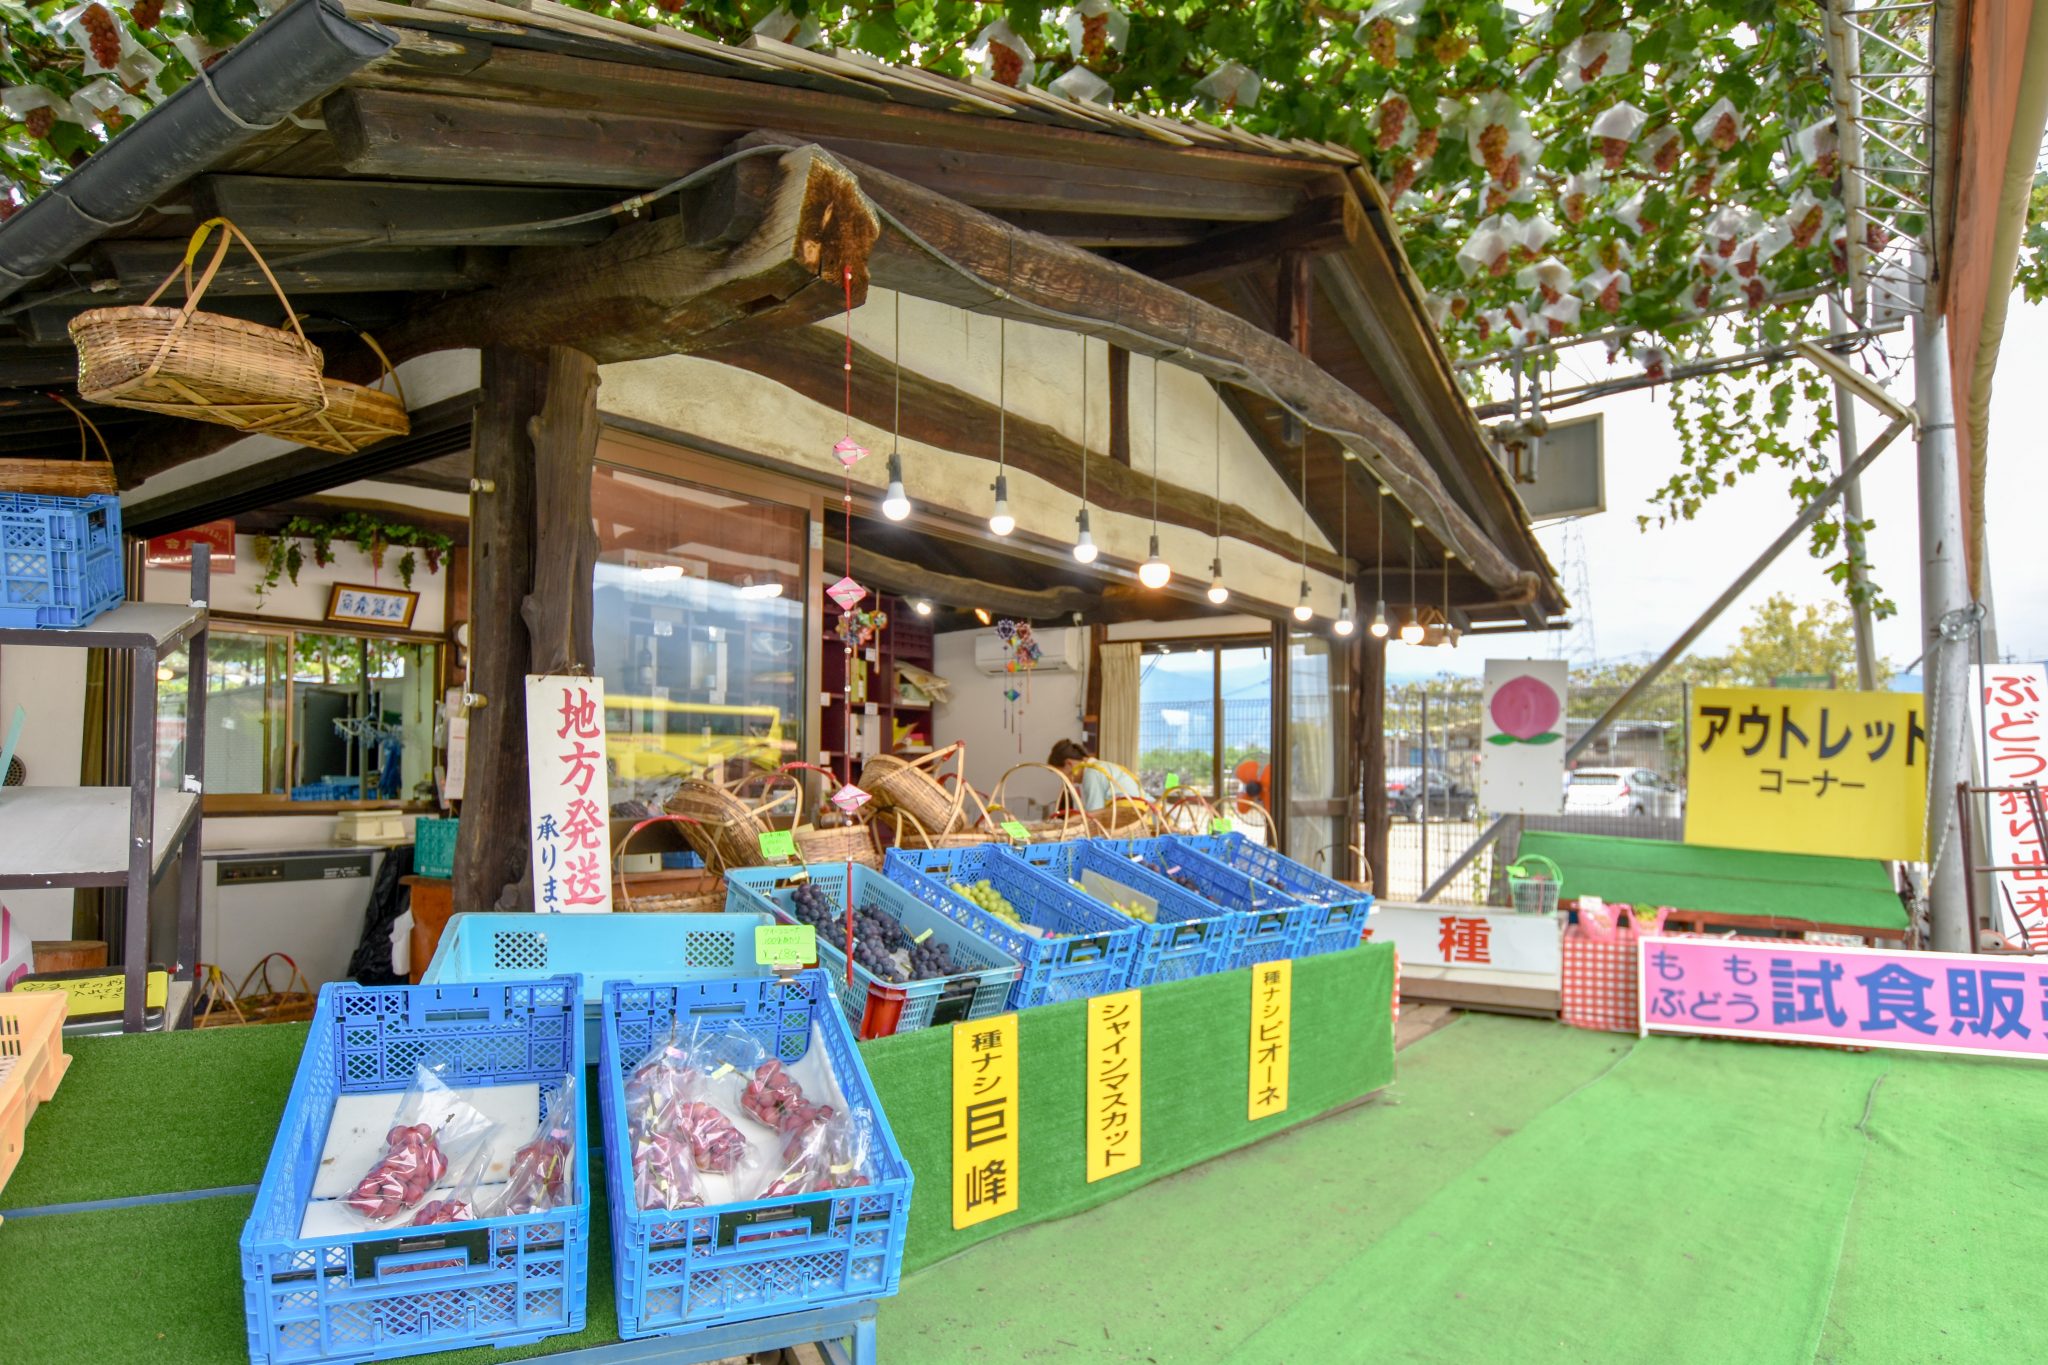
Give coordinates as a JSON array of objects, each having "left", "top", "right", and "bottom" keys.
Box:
[
  {"left": 952, "top": 1015, "right": 1020, "bottom": 1229},
  {"left": 1968, "top": 664, "right": 2048, "bottom": 949},
  {"left": 1684, "top": 686, "right": 1925, "bottom": 860},
  {"left": 1363, "top": 904, "right": 1560, "bottom": 975},
  {"left": 525, "top": 675, "right": 614, "bottom": 914},
  {"left": 1248, "top": 960, "right": 1292, "bottom": 1120},
  {"left": 1637, "top": 937, "right": 2048, "bottom": 1062},
  {"left": 1085, "top": 991, "right": 1141, "bottom": 1181}
]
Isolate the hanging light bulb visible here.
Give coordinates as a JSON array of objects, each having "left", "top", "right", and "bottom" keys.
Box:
[
  {"left": 912, "top": 599, "right": 933, "bottom": 617},
  {"left": 1138, "top": 533, "right": 1172, "bottom": 590},
  {"left": 973, "top": 607, "right": 992, "bottom": 625},
  {"left": 988, "top": 473, "right": 1014, "bottom": 536},
  {"left": 1292, "top": 576, "right": 1314, "bottom": 623},
  {"left": 1206, "top": 557, "right": 1230, "bottom": 605},
  {"left": 1370, "top": 599, "right": 1390, "bottom": 638},
  {"left": 881, "top": 450, "right": 911, "bottom": 521},
  {"left": 1334, "top": 584, "right": 1355, "bottom": 636},
  {"left": 1073, "top": 506, "right": 1098, "bottom": 563},
  {"left": 1399, "top": 612, "right": 1424, "bottom": 645}
]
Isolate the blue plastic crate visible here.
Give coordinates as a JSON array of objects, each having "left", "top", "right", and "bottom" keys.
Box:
[
  {"left": 1105, "top": 836, "right": 1312, "bottom": 970},
  {"left": 0, "top": 491, "right": 123, "bottom": 629},
  {"left": 291, "top": 780, "right": 364, "bottom": 802},
  {"left": 1175, "top": 832, "right": 1375, "bottom": 956},
  {"left": 419, "top": 911, "right": 773, "bottom": 1058},
  {"left": 725, "top": 862, "right": 1021, "bottom": 1039},
  {"left": 1007, "top": 840, "right": 1243, "bottom": 986},
  {"left": 413, "top": 817, "right": 458, "bottom": 879},
  {"left": 883, "top": 845, "right": 1140, "bottom": 1010},
  {"left": 599, "top": 971, "right": 912, "bottom": 1339},
  {"left": 241, "top": 976, "right": 589, "bottom": 1365}
]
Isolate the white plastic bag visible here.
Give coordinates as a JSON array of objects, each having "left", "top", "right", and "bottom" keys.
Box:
[{"left": 345, "top": 1064, "right": 498, "bottom": 1224}]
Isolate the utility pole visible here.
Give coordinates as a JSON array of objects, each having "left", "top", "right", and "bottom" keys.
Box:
[
  {"left": 1913, "top": 296, "right": 1973, "bottom": 952},
  {"left": 1827, "top": 295, "right": 1880, "bottom": 690}
]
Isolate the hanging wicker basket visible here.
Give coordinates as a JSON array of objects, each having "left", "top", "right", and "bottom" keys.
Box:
[
  {"left": 860, "top": 741, "right": 975, "bottom": 836},
  {"left": 987, "top": 761, "right": 1096, "bottom": 842},
  {"left": 613, "top": 814, "right": 727, "bottom": 913},
  {"left": 0, "top": 395, "right": 117, "bottom": 497},
  {"left": 70, "top": 217, "right": 326, "bottom": 432},
  {"left": 261, "top": 326, "right": 410, "bottom": 454}
]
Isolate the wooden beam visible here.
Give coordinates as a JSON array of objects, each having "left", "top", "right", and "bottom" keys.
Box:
[
  {"left": 753, "top": 138, "right": 1540, "bottom": 601},
  {"left": 704, "top": 325, "right": 1351, "bottom": 576},
  {"left": 998, "top": 212, "right": 1214, "bottom": 249},
  {"left": 88, "top": 242, "right": 490, "bottom": 302},
  {"left": 824, "top": 538, "right": 1093, "bottom": 620},
  {"left": 190, "top": 174, "right": 621, "bottom": 246},
  {"left": 376, "top": 144, "right": 878, "bottom": 364},
  {"left": 521, "top": 346, "right": 600, "bottom": 675},
  {"left": 1128, "top": 196, "right": 1362, "bottom": 289},
  {"left": 453, "top": 347, "right": 542, "bottom": 915}
]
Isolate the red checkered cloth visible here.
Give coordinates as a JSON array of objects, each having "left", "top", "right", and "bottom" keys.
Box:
[{"left": 1561, "top": 924, "right": 1645, "bottom": 1033}]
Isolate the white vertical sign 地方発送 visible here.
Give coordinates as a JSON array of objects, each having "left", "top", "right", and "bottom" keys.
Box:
[
  {"left": 1968, "top": 663, "right": 2048, "bottom": 948},
  {"left": 1479, "top": 659, "right": 1569, "bottom": 815},
  {"left": 526, "top": 674, "right": 614, "bottom": 914}
]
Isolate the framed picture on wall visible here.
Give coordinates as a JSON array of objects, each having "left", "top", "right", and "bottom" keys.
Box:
[{"left": 327, "top": 583, "right": 419, "bottom": 629}]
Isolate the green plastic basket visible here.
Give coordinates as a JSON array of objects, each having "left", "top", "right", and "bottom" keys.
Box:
[
  {"left": 1505, "top": 852, "right": 1563, "bottom": 915},
  {"left": 414, "top": 815, "right": 458, "bottom": 879}
]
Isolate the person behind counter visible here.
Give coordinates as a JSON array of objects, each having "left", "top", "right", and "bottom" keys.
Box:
[{"left": 1047, "top": 738, "right": 1146, "bottom": 812}]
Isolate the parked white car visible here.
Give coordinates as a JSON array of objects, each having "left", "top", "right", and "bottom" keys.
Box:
[{"left": 1564, "top": 767, "right": 1684, "bottom": 819}]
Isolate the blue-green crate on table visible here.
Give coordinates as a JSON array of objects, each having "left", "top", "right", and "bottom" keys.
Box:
[
  {"left": 412, "top": 816, "right": 458, "bottom": 879},
  {"left": 419, "top": 911, "right": 772, "bottom": 1058},
  {"left": 1176, "top": 831, "right": 1374, "bottom": 955},
  {"left": 1007, "top": 839, "right": 1243, "bottom": 986},
  {"left": 1103, "top": 836, "right": 1312, "bottom": 969},
  {"left": 240, "top": 975, "right": 589, "bottom": 1365},
  {"left": 598, "top": 972, "right": 912, "bottom": 1339},
  {"left": 724, "top": 862, "right": 1021, "bottom": 1038},
  {"left": 883, "top": 844, "right": 1140, "bottom": 1010}
]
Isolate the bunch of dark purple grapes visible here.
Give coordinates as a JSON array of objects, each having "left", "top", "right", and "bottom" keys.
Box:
[{"left": 783, "top": 883, "right": 956, "bottom": 984}]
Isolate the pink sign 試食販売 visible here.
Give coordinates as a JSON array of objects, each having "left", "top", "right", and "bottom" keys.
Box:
[
  {"left": 525, "top": 675, "right": 614, "bottom": 914},
  {"left": 1637, "top": 936, "right": 2048, "bottom": 1062}
]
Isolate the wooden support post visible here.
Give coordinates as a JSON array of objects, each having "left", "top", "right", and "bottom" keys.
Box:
[
  {"left": 1355, "top": 629, "right": 1389, "bottom": 897},
  {"left": 453, "top": 347, "right": 544, "bottom": 914},
  {"left": 523, "top": 346, "right": 602, "bottom": 675}
]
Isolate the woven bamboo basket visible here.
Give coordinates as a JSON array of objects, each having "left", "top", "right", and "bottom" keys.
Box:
[
  {"left": 1159, "top": 786, "right": 1221, "bottom": 835},
  {"left": 70, "top": 217, "right": 326, "bottom": 432},
  {"left": 1082, "top": 760, "right": 1162, "bottom": 837},
  {"left": 0, "top": 395, "right": 117, "bottom": 497},
  {"left": 663, "top": 771, "right": 801, "bottom": 876},
  {"left": 987, "top": 761, "right": 1096, "bottom": 842},
  {"left": 613, "top": 814, "right": 727, "bottom": 913},
  {"left": 859, "top": 741, "right": 974, "bottom": 835},
  {"left": 780, "top": 762, "right": 882, "bottom": 867},
  {"left": 261, "top": 327, "right": 410, "bottom": 454},
  {"left": 193, "top": 953, "right": 318, "bottom": 1029}
]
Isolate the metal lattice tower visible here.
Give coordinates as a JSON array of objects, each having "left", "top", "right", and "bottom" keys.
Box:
[{"left": 1827, "top": 0, "right": 1936, "bottom": 327}]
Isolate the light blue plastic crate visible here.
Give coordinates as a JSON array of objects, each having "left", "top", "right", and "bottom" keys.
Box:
[
  {"left": 1007, "top": 840, "right": 1243, "bottom": 987},
  {"left": 1176, "top": 832, "right": 1375, "bottom": 956},
  {"left": 240, "top": 976, "right": 589, "bottom": 1365},
  {"left": 0, "top": 491, "right": 123, "bottom": 628},
  {"left": 419, "top": 911, "right": 772, "bottom": 1058},
  {"left": 1105, "top": 836, "right": 1312, "bottom": 970},
  {"left": 725, "top": 862, "right": 1021, "bottom": 1038},
  {"left": 413, "top": 817, "right": 458, "bottom": 879},
  {"left": 599, "top": 972, "right": 912, "bottom": 1339},
  {"left": 883, "top": 844, "right": 1139, "bottom": 1010},
  {"left": 291, "top": 780, "right": 363, "bottom": 802}
]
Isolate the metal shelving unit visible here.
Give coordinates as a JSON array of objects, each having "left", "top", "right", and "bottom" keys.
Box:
[{"left": 0, "top": 560, "right": 209, "bottom": 1031}]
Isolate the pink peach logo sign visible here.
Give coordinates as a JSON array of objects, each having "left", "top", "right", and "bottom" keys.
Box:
[{"left": 1487, "top": 674, "right": 1562, "bottom": 745}]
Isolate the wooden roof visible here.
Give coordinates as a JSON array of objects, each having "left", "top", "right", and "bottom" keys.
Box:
[{"left": 0, "top": 0, "right": 1564, "bottom": 625}]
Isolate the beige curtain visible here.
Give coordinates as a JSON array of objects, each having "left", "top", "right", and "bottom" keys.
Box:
[{"left": 1097, "top": 642, "right": 1142, "bottom": 772}]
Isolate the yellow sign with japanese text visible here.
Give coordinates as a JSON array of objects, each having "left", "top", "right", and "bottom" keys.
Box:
[
  {"left": 951, "top": 1014, "right": 1020, "bottom": 1229},
  {"left": 1248, "top": 960, "right": 1292, "bottom": 1121},
  {"left": 13, "top": 968, "right": 167, "bottom": 1017},
  {"left": 1686, "top": 686, "right": 1926, "bottom": 860},
  {"left": 1085, "top": 991, "right": 1142, "bottom": 1181}
]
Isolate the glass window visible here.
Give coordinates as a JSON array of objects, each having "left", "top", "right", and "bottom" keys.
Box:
[
  {"left": 591, "top": 465, "right": 806, "bottom": 806},
  {"left": 1285, "top": 631, "right": 1349, "bottom": 869},
  {"left": 1138, "top": 646, "right": 1218, "bottom": 795},
  {"left": 194, "top": 626, "right": 440, "bottom": 801}
]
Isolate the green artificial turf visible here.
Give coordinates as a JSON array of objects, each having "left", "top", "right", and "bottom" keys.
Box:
[
  {"left": 860, "top": 943, "right": 1397, "bottom": 1274},
  {"left": 1, "top": 1022, "right": 309, "bottom": 1210},
  {"left": 1515, "top": 831, "right": 1905, "bottom": 930},
  {"left": 880, "top": 1014, "right": 2048, "bottom": 1364}
]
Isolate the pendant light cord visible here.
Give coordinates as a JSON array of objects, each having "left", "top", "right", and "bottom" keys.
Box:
[
  {"left": 1212, "top": 383, "right": 1222, "bottom": 549},
  {"left": 892, "top": 290, "right": 902, "bottom": 443},
  {"left": 1376, "top": 486, "right": 1385, "bottom": 600},
  {"left": 1080, "top": 335, "right": 1089, "bottom": 505},
  {"left": 1150, "top": 356, "right": 1161, "bottom": 532},
  {"left": 997, "top": 316, "right": 1007, "bottom": 477}
]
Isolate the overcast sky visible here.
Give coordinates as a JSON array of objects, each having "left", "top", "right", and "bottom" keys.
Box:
[{"left": 1387, "top": 294, "right": 2048, "bottom": 681}]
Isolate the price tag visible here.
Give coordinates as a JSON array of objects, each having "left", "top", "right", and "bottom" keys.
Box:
[
  {"left": 757, "top": 829, "right": 798, "bottom": 859},
  {"left": 1000, "top": 819, "right": 1032, "bottom": 843},
  {"left": 1210, "top": 817, "right": 1233, "bottom": 835},
  {"left": 755, "top": 923, "right": 818, "bottom": 966},
  {"left": 914, "top": 927, "right": 934, "bottom": 944}
]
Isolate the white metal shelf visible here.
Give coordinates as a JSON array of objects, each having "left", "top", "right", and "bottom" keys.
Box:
[{"left": 0, "top": 788, "right": 199, "bottom": 889}]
